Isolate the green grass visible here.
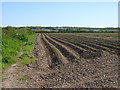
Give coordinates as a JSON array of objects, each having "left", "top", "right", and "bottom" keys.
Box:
[
  {"left": 18, "top": 55, "right": 35, "bottom": 65},
  {"left": 23, "top": 34, "right": 36, "bottom": 53},
  {"left": 19, "top": 34, "right": 36, "bottom": 65},
  {"left": 20, "top": 57, "right": 35, "bottom": 64},
  {"left": 2, "top": 27, "right": 37, "bottom": 69}
]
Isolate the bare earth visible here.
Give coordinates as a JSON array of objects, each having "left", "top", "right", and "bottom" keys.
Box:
[{"left": 2, "top": 34, "right": 119, "bottom": 88}]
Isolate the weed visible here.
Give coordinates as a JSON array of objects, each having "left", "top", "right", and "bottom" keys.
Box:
[{"left": 17, "top": 77, "right": 27, "bottom": 81}]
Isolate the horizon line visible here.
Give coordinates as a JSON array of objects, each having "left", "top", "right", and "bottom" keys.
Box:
[{"left": 1, "top": 25, "right": 118, "bottom": 28}]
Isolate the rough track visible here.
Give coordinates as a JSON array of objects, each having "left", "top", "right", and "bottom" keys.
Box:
[{"left": 2, "top": 34, "right": 119, "bottom": 88}]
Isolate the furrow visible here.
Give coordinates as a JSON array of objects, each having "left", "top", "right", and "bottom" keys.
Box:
[
  {"left": 41, "top": 34, "right": 69, "bottom": 68},
  {"left": 48, "top": 35, "right": 98, "bottom": 52},
  {"left": 44, "top": 35, "right": 80, "bottom": 62},
  {"left": 47, "top": 35, "right": 86, "bottom": 54},
  {"left": 84, "top": 41, "right": 119, "bottom": 54},
  {"left": 79, "top": 41, "right": 112, "bottom": 52},
  {"left": 47, "top": 35, "right": 102, "bottom": 59},
  {"left": 49, "top": 34, "right": 118, "bottom": 54}
]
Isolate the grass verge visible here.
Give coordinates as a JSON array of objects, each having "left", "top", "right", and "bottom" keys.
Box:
[{"left": 2, "top": 26, "right": 37, "bottom": 70}]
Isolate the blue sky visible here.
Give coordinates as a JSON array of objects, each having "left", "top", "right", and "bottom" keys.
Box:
[{"left": 2, "top": 2, "right": 118, "bottom": 27}]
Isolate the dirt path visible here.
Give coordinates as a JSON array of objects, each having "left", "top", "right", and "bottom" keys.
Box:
[{"left": 2, "top": 34, "right": 119, "bottom": 88}]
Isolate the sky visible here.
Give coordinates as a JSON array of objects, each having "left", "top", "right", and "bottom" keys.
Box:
[{"left": 2, "top": 2, "right": 118, "bottom": 27}]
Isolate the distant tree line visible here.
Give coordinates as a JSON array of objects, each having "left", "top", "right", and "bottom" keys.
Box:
[
  {"left": 2, "top": 26, "right": 119, "bottom": 33},
  {"left": 34, "top": 30, "right": 119, "bottom": 33}
]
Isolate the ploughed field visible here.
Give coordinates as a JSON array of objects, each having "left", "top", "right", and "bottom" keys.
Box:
[
  {"left": 42, "top": 33, "right": 119, "bottom": 65},
  {"left": 3, "top": 33, "right": 119, "bottom": 88},
  {"left": 34, "top": 33, "right": 119, "bottom": 88}
]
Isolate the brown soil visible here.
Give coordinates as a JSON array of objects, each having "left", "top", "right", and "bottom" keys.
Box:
[{"left": 2, "top": 34, "right": 119, "bottom": 88}]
